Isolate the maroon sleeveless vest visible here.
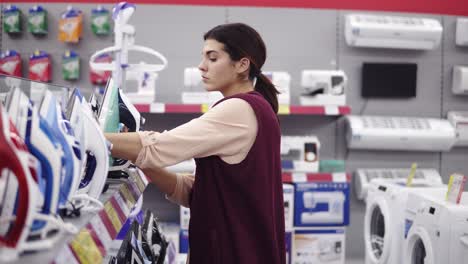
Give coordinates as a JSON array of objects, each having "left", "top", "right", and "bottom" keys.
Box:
[{"left": 188, "top": 91, "right": 285, "bottom": 264}]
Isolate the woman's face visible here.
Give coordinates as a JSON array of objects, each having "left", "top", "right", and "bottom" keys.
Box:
[{"left": 198, "top": 39, "right": 239, "bottom": 93}]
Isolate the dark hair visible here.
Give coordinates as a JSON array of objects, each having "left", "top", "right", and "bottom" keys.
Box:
[{"left": 204, "top": 23, "right": 280, "bottom": 113}]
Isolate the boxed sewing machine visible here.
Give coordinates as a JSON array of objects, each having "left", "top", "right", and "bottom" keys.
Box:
[{"left": 293, "top": 181, "right": 350, "bottom": 227}]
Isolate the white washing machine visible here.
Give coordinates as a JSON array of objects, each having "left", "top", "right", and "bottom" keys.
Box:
[
  {"left": 404, "top": 190, "right": 468, "bottom": 264},
  {"left": 364, "top": 180, "right": 446, "bottom": 264}
]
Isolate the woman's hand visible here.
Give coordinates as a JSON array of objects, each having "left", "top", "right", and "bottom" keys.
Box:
[{"left": 104, "top": 132, "right": 143, "bottom": 163}]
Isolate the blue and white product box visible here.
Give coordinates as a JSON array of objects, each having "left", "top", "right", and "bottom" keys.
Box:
[
  {"left": 283, "top": 184, "right": 294, "bottom": 231},
  {"left": 179, "top": 229, "right": 189, "bottom": 254},
  {"left": 293, "top": 228, "right": 346, "bottom": 264},
  {"left": 285, "top": 231, "right": 292, "bottom": 264},
  {"left": 175, "top": 229, "right": 189, "bottom": 264},
  {"left": 294, "top": 182, "right": 350, "bottom": 227},
  {"left": 180, "top": 206, "right": 190, "bottom": 230}
]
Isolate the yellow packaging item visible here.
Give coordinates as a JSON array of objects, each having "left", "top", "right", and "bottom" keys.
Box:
[
  {"left": 406, "top": 163, "right": 418, "bottom": 187},
  {"left": 58, "top": 8, "right": 83, "bottom": 43}
]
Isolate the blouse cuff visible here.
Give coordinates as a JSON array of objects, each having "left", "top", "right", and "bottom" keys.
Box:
[{"left": 135, "top": 131, "right": 160, "bottom": 168}]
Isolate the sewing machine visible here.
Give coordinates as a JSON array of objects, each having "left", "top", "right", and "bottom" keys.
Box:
[
  {"left": 301, "top": 191, "right": 346, "bottom": 224},
  {"left": 299, "top": 70, "right": 347, "bottom": 106}
]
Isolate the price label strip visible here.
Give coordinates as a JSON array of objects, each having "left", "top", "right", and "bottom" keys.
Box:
[
  {"left": 278, "top": 105, "right": 290, "bottom": 115},
  {"left": 89, "top": 216, "right": 113, "bottom": 253},
  {"left": 70, "top": 229, "right": 103, "bottom": 264},
  {"left": 201, "top": 104, "right": 209, "bottom": 113},
  {"left": 133, "top": 172, "right": 146, "bottom": 193},
  {"left": 104, "top": 202, "right": 123, "bottom": 235},
  {"left": 120, "top": 184, "right": 136, "bottom": 207},
  {"left": 446, "top": 173, "right": 467, "bottom": 204}
]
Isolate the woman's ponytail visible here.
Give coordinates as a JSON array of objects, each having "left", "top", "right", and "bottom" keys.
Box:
[{"left": 255, "top": 73, "right": 279, "bottom": 114}]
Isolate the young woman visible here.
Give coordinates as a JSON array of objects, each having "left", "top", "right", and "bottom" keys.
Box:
[{"left": 106, "top": 23, "right": 285, "bottom": 263}]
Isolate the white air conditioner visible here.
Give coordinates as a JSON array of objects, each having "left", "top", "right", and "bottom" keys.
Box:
[
  {"left": 354, "top": 168, "right": 443, "bottom": 201},
  {"left": 345, "top": 14, "right": 443, "bottom": 50},
  {"left": 345, "top": 115, "right": 456, "bottom": 151}
]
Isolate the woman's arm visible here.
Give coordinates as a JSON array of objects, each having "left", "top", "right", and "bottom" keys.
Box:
[
  {"left": 140, "top": 166, "right": 179, "bottom": 198},
  {"left": 105, "top": 132, "right": 142, "bottom": 162},
  {"left": 104, "top": 132, "right": 179, "bottom": 197}
]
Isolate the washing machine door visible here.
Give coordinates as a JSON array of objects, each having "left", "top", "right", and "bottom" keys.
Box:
[
  {"left": 404, "top": 226, "right": 434, "bottom": 264},
  {"left": 364, "top": 197, "right": 392, "bottom": 264}
]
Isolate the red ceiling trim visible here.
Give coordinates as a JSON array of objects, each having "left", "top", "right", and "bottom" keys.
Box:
[{"left": 4, "top": 1, "right": 468, "bottom": 16}]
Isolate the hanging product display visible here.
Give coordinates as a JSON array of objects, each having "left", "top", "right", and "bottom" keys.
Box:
[
  {"left": 28, "top": 5, "right": 48, "bottom": 35},
  {"left": 58, "top": 6, "right": 83, "bottom": 43},
  {"left": 29, "top": 50, "right": 52, "bottom": 82},
  {"left": 90, "top": 2, "right": 167, "bottom": 172},
  {"left": 0, "top": 50, "right": 22, "bottom": 77},
  {"left": 91, "top": 5, "right": 110, "bottom": 36},
  {"left": 0, "top": 104, "right": 38, "bottom": 261},
  {"left": 2, "top": 89, "right": 77, "bottom": 261},
  {"left": 6, "top": 88, "right": 73, "bottom": 235},
  {"left": 112, "top": 210, "right": 168, "bottom": 264},
  {"left": 89, "top": 53, "right": 112, "bottom": 85},
  {"left": 62, "top": 50, "right": 80, "bottom": 81},
  {"left": 3, "top": 5, "right": 22, "bottom": 34},
  {"left": 65, "top": 88, "right": 109, "bottom": 213},
  {"left": 38, "top": 91, "right": 77, "bottom": 210}
]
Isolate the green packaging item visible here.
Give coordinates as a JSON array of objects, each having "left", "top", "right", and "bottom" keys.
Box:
[
  {"left": 62, "top": 51, "right": 80, "bottom": 80},
  {"left": 28, "top": 5, "right": 48, "bottom": 35},
  {"left": 91, "top": 6, "right": 110, "bottom": 36},
  {"left": 319, "top": 159, "right": 346, "bottom": 173},
  {"left": 3, "top": 5, "right": 22, "bottom": 34}
]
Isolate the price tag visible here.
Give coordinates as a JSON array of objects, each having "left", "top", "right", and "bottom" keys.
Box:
[
  {"left": 446, "top": 173, "right": 467, "bottom": 204},
  {"left": 201, "top": 104, "right": 210, "bottom": 113},
  {"left": 150, "top": 103, "right": 165, "bottom": 113},
  {"left": 133, "top": 172, "right": 146, "bottom": 193},
  {"left": 292, "top": 173, "right": 307, "bottom": 182},
  {"left": 90, "top": 216, "right": 112, "bottom": 251},
  {"left": 104, "top": 202, "right": 123, "bottom": 232},
  {"left": 70, "top": 230, "right": 103, "bottom": 264},
  {"left": 278, "top": 105, "right": 290, "bottom": 115},
  {"left": 120, "top": 185, "right": 136, "bottom": 206},
  {"left": 406, "top": 163, "right": 418, "bottom": 187},
  {"left": 324, "top": 106, "right": 339, "bottom": 115},
  {"left": 115, "top": 194, "right": 130, "bottom": 216},
  {"left": 136, "top": 168, "right": 149, "bottom": 186},
  {"left": 333, "top": 173, "right": 347, "bottom": 182}
]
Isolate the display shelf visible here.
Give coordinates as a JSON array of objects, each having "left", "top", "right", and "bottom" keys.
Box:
[
  {"left": 134, "top": 103, "right": 351, "bottom": 116},
  {"left": 282, "top": 172, "right": 351, "bottom": 183},
  {"left": 10, "top": 168, "right": 149, "bottom": 264}
]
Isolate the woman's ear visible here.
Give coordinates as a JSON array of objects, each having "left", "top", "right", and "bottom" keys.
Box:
[{"left": 236, "top": 57, "right": 251, "bottom": 75}]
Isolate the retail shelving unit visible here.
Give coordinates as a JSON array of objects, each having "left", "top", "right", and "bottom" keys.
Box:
[
  {"left": 134, "top": 103, "right": 351, "bottom": 116},
  {"left": 11, "top": 169, "right": 149, "bottom": 264},
  {"left": 282, "top": 172, "right": 351, "bottom": 183}
]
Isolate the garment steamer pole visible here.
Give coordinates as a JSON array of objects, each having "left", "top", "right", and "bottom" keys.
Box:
[{"left": 90, "top": 1, "right": 168, "bottom": 102}]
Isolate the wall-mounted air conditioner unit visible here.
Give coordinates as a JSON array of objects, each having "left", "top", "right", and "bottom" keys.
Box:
[
  {"left": 345, "top": 115, "right": 456, "bottom": 151},
  {"left": 345, "top": 14, "right": 443, "bottom": 50},
  {"left": 354, "top": 168, "right": 443, "bottom": 201}
]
